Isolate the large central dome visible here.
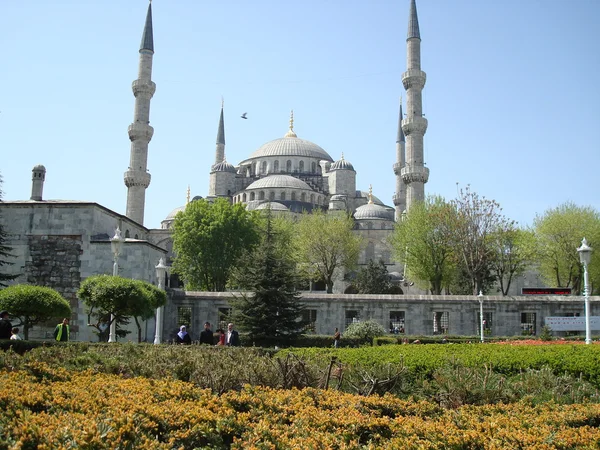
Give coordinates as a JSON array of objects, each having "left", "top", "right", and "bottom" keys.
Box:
[{"left": 248, "top": 136, "right": 333, "bottom": 161}]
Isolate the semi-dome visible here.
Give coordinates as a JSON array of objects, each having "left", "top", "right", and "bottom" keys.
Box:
[
  {"left": 330, "top": 155, "right": 354, "bottom": 171},
  {"left": 256, "top": 202, "right": 289, "bottom": 211},
  {"left": 247, "top": 137, "right": 333, "bottom": 161},
  {"left": 165, "top": 205, "right": 185, "bottom": 220},
  {"left": 211, "top": 160, "right": 236, "bottom": 173},
  {"left": 246, "top": 175, "right": 312, "bottom": 191},
  {"left": 354, "top": 203, "right": 394, "bottom": 221}
]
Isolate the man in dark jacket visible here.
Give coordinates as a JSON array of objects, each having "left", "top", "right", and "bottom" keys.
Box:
[
  {"left": 0, "top": 311, "right": 12, "bottom": 340},
  {"left": 199, "top": 321, "right": 214, "bottom": 345},
  {"left": 226, "top": 322, "right": 240, "bottom": 347}
]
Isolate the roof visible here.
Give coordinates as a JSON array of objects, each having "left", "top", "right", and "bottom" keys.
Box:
[
  {"left": 407, "top": 0, "right": 421, "bottom": 40},
  {"left": 330, "top": 157, "right": 355, "bottom": 171},
  {"left": 246, "top": 175, "right": 312, "bottom": 191},
  {"left": 211, "top": 161, "right": 236, "bottom": 173},
  {"left": 256, "top": 202, "right": 289, "bottom": 211},
  {"left": 354, "top": 203, "right": 395, "bottom": 221},
  {"left": 246, "top": 136, "right": 333, "bottom": 161},
  {"left": 164, "top": 205, "right": 185, "bottom": 220},
  {"left": 140, "top": 3, "right": 154, "bottom": 52}
]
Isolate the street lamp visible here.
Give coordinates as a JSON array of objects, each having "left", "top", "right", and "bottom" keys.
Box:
[
  {"left": 577, "top": 237, "right": 593, "bottom": 345},
  {"left": 478, "top": 291, "right": 484, "bottom": 343},
  {"left": 108, "top": 228, "right": 124, "bottom": 343},
  {"left": 153, "top": 257, "right": 168, "bottom": 345}
]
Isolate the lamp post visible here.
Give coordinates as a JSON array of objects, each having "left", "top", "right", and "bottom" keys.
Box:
[
  {"left": 109, "top": 228, "right": 124, "bottom": 343},
  {"left": 478, "top": 291, "right": 484, "bottom": 343},
  {"left": 153, "top": 257, "right": 168, "bottom": 345},
  {"left": 577, "top": 238, "right": 593, "bottom": 345}
]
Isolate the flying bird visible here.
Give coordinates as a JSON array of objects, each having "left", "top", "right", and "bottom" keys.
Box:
[{"left": 241, "top": 112, "right": 248, "bottom": 119}]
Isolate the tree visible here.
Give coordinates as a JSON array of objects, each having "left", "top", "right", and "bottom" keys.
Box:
[
  {"left": 342, "top": 320, "right": 385, "bottom": 345},
  {"left": 172, "top": 198, "right": 261, "bottom": 291},
  {"left": 354, "top": 259, "right": 393, "bottom": 294},
  {"left": 0, "top": 173, "right": 19, "bottom": 287},
  {"left": 295, "top": 210, "right": 362, "bottom": 293},
  {"left": 391, "top": 196, "right": 456, "bottom": 294},
  {"left": 230, "top": 207, "right": 306, "bottom": 340},
  {"left": 78, "top": 275, "right": 166, "bottom": 342},
  {"left": 533, "top": 202, "right": 600, "bottom": 295},
  {"left": 449, "top": 186, "right": 513, "bottom": 295},
  {"left": 488, "top": 226, "right": 536, "bottom": 295},
  {"left": 0, "top": 285, "right": 71, "bottom": 339}
]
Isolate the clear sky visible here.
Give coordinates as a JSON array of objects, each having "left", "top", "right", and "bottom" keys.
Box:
[{"left": 1, "top": 0, "right": 599, "bottom": 229}]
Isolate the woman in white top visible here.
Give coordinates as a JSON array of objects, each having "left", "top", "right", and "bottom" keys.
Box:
[{"left": 10, "top": 327, "right": 21, "bottom": 340}]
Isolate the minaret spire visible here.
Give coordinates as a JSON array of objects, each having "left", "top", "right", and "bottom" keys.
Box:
[
  {"left": 284, "top": 110, "right": 297, "bottom": 138},
  {"left": 215, "top": 101, "right": 225, "bottom": 164},
  {"left": 400, "top": 0, "right": 428, "bottom": 211},
  {"left": 393, "top": 97, "right": 407, "bottom": 220},
  {"left": 124, "top": 1, "right": 156, "bottom": 225}
]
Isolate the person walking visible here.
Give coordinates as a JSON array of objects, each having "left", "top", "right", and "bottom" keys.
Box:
[
  {"left": 176, "top": 325, "right": 192, "bottom": 345},
  {"left": 225, "top": 323, "right": 240, "bottom": 347},
  {"left": 199, "top": 321, "right": 214, "bottom": 345},
  {"left": 54, "top": 318, "right": 70, "bottom": 342},
  {"left": 0, "top": 311, "right": 12, "bottom": 340},
  {"left": 333, "top": 327, "right": 341, "bottom": 348}
]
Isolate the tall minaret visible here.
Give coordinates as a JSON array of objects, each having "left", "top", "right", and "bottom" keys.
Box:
[
  {"left": 393, "top": 97, "right": 406, "bottom": 221},
  {"left": 124, "top": 1, "right": 156, "bottom": 225},
  {"left": 214, "top": 100, "right": 225, "bottom": 165},
  {"left": 401, "top": 0, "right": 429, "bottom": 210}
]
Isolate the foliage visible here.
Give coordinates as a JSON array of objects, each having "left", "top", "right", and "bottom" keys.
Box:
[
  {"left": 77, "top": 275, "right": 166, "bottom": 343},
  {"left": 342, "top": 320, "right": 386, "bottom": 344},
  {"left": 448, "top": 185, "right": 514, "bottom": 295},
  {"left": 488, "top": 226, "right": 536, "bottom": 295},
  {"left": 172, "top": 198, "right": 261, "bottom": 291},
  {"left": 533, "top": 202, "right": 600, "bottom": 294},
  {"left": 294, "top": 210, "right": 362, "bottom": 293},
  {"left": 353, "top": 259, "right": 393, "bottom": 294},
  {"left": 230, "top": 208, "right": 306, "bottom": 340},
  {"left": 391, "top": 196, "right": 456, "bottom": 294},
  {"left": 0, "top": 173, "right": 19, "bottom": 287},
  {"left": 0, "top": 284, "right": 71, "bottom": 339},
  {"left": 539, "top": 325, "right": 553, "bottom": 341}
]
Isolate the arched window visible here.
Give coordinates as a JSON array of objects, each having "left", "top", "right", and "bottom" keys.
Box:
[
  {"left": 250, "top": 192, "right": 255, "bottom": 201},
  {"left": 299, "top": 161, "right": 304, "bottom": 172},
  {"left": 261, "top": 161, "right": 267, "bottom": 174},
  {"left": 367, "top": 222, "right": 373, "bottom": 230},
  {"left": 301, "top": 193, "right": 306, "bottom": 202},
  {"left": 286, "top": 160, "right": 292, "bottom": 172},
  {"left": 269, "top": 191, "right": 275, "bottom": 200},
  {"left": 259, "top": 191, "right": 265, "bottom": 200},
  {"left": 274, "top": 160, "right": 279, "bottom": 172},
  {"left": 242, "top": 193, "right": 247, "bottom": 202},
  {"left": 134, "top": 234, "right": 139, "bottom": 239},
  {"left": 251, "top": 162, "right": 256, "bottom": 176},
  {"left": 310, "top": 194, "right": 315, "bottom": 203},
  {"left": 125, "top": 230, "right": 130, "bottom": 238},
  {"left": 291, "top": 192, "right": 296, "bottom": 201},
  {"left": 311, "top": 162, "right": 316, "bottom": 173},
  {"left": 280, "top": 192, "right": 286, "bottom": 201}
]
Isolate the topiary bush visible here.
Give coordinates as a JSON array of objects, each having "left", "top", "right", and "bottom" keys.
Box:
[{"left": 342, "top": 320, "right": 386, "bottom": 345}]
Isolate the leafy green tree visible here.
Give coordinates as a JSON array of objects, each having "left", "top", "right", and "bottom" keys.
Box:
[
  {"left": 533, "top": 202, "right": 600, "bottom": 294},
  {"left": 449, "top": 186, "right": 513, "bottom": 295},
  {"left": 172, "top": 198, "right": 261, "bottom": 291},
  {"left": 0, "top": 173, "right": 19, "bottom": 287},
  {"left": 0, "top": 285, "right": 71, "bottom": 339},
  {"left": 295, "top": 210, "right": 362, "bottom": 293},
  {"left": 488, "top": 226, "right": 536, "bottom": 295},
  {"left": 391, "top": 196, "right": 456, "bottom": 294},
  {"left": 230, "top": 208, "right": 306, "bottom": 340},
  {"left": 354, "top": 259, "right": 393, "bottom": 294},
  {"left": 342, "top": 319, "right": 385, "bottom": 345},
  {"left": 78, "top": 275, "right": 166, "bottom": 342}
]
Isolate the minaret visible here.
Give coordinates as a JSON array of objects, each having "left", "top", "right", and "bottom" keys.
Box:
[
  {"left": 401, "top": 0, "right": 429, "bottom": 210},
  {"left": 393, "top": 97, "right": 406, "bottom": 220},
  {"left": 124, "top": 1, "right": 156, "bottom": 225},
  {"left": 214, "top": 100, "right": 225, "bottom": 165},
  {"left": 30, "top": 164, "right": 46, "bottom": 201}
]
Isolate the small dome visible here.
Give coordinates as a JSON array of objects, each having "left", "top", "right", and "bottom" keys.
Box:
[
  {"left": 330, "top": 156, "right": 354, "bottom": 171},
  {"left": 165, "top": 205, "right": 185, "bottom": 220},
  {"left": 256, "top": 202, "right": 289, "bottom": 211},
  {"left": 330, "top": 194, "right": 346, "bottom": 201},
  {"left": 246, "top": 175, "right": 312, "bottom": 191},
  {"left": 211, "top": 161, "right": 236, "bottom": 173},
  {"left": 354, "top": 203, "right": 394, "bottom": 221}
]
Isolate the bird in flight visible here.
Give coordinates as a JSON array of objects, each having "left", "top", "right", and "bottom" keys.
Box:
[{"left": 241, "top": 112, "right": 248, "bottom": 119}]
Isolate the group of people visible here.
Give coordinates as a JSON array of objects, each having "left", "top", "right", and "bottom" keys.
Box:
[
  {"left": 0, "top": 310, "right": 69, "bottom": 341},
  {"left": 175, "top": 321, "right": 240, "bottom": 346}
]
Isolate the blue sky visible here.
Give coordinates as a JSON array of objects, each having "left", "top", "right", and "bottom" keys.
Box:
[{"left": 1, "top": 0, "right": 599, "bottom": 229}]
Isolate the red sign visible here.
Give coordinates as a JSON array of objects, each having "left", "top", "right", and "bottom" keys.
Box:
[{"left": 522, "top": 288, "right": 572, "bottom": 295}]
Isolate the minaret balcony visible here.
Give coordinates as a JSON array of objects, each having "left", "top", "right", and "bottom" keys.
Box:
[
  {"left": 132, "top": 79, "right": 156, "bottom": 97},
  {"left": 128, "top": 123, "right": 154, "bottom": 142},
  {"left": 401, "top": 69, "right": 426, "bottom": 90},
  {"left": 124, "top": 170, "right": 151, "bottom": 188},
  {"left": 393, "top": 162, "right": 404, "bottom": 175},
  {"left": 401, "top": 117, "right": 428, "bottom": 136},
  {"left": 392, "top": 193, "right": 405, "bottom": 206},
  {"left": 401, "top": 165, "right": 430, "bottom": 184}
]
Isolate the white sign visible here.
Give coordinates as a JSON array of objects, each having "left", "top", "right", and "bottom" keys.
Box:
[{"left": 545, "top": 316, "right": 600, "bottom": 331}]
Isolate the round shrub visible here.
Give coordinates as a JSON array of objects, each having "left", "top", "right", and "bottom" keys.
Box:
[{"left": 342, "top": 320, "right": 385, "bottom": 345}]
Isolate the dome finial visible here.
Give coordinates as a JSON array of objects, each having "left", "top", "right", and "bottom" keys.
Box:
[
  {"left": 341, "top": 152, "right": 345, "bottom": 160},
  {"left": 284, "top": 109, "right": 297, "bottom": 138},
  {"left": 186, "top": 185, "right": 191, "bottom": 205},
  {"left": 368, "top": 185, "right": 374, "bottom": 204}
]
